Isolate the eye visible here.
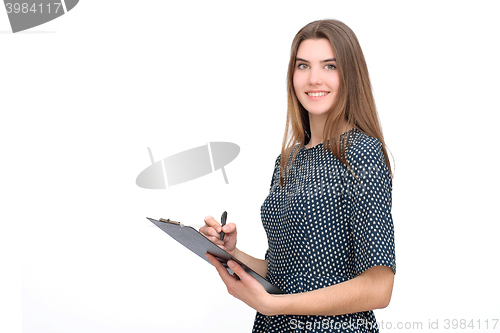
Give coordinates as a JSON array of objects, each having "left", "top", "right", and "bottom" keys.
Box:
[
  {"left": 325, "top": 64, "right": 336, "bottom": 70},
  {"left": 297, "top": 63, "right": 309, "bottom": 70}
]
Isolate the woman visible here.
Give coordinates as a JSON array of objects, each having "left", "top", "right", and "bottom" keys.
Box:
[{"left": 201, "top": 19, "right": 396, "bottom": 333}]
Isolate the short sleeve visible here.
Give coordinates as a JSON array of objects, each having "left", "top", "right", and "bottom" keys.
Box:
[{"left": 345, "top": 136, "right": 396, "bottom": 276}]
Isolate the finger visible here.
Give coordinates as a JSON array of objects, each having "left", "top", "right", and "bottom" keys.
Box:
[
  {"left": 205, "top": 253, "right": 233, "bottom": 281},
  {"left": 204, "top": 216, "right": 222, "bottom": 233},
  {"left": 226, "top": 260, "right": 252, "bottom": 283},
  {"left": 221, "top": 222, "right": 237, "bottom": 235},
  {"left": 199, "top": 226, "right": 224, "bottom": 245},
  {"left": 207, "top": 236, "right": 224, "bottom": 246},
  {"left": 199, "top": 225, "right": 222, "bottom": 238}
]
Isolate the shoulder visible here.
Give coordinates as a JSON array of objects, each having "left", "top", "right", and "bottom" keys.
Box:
[
  {"left": 345, "top": 131, "right": 385, "bottom": 167},
  {"left": 273, "top": 154, "right": 281, "bottom": 170},
  {"left": 345, "top": 131, "right": 391, "bottom": 183},
  {"left": 275, "top": 143, "right": 302, "bottom": 166}
]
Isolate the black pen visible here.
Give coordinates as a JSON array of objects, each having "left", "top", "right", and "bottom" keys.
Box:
[{"left": 220, "top": 211, "right": 227, "bottom": 241}]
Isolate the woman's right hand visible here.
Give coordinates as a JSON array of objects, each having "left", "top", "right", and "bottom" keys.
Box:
[{"left": 199, "top": 215, "right": 237, "bottom": 256}]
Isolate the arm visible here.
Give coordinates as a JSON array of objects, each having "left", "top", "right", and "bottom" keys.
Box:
[
  {"left": 205, "top": 255, "right": 394, "bottom": 316},
  {"left": 233, "top": 247, "right": 268, "bottom": 279},
  {"left": 270, "top": 265, "right": 394, "bottom": 316}
]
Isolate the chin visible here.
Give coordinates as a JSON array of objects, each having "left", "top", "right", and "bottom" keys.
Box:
[{"left": 307, "top": 109, "right": 330, "bottom": 117}]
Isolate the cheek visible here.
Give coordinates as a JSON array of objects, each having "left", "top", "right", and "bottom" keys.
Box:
[
  {"left": 293, "top": 71, "right": 307, "bottom": 90},
  {"left": 292, "top": 75, "right": 300, "bottom": 91},
  {"left": 292, "top": 78, "right": 302, "bottom": 101},
  {"left": 329, "top": 74, "right": 340, "bottom": 92}
]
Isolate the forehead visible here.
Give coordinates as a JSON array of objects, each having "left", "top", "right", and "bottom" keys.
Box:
[{"left": 296, "top": 38, "right": 335, "bottom": 60}]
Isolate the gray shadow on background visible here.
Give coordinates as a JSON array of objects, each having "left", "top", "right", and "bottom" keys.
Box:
[
  {"left": 3, "top": 0, "right": 79, "bottom": 33},
  {"left": 136, "top": 142, "right": 240, "bottom": 189}
]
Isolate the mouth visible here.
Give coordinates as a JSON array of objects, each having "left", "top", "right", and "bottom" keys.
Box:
[{"left": 306, "top": 91, "right": 330, "bottom": 97}]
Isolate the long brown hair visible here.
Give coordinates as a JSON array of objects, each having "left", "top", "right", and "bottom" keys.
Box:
[{"left": 279, "top": 19, "right": 392, "bottom": 186}]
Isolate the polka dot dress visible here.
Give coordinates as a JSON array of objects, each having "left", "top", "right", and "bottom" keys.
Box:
[{"left": 252, "top": 129, "right": 396, "bottom": 333}]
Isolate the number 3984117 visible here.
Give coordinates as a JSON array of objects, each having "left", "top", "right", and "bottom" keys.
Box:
[{"left": 5, "top": 2, "right": 62, "bottom": 14}]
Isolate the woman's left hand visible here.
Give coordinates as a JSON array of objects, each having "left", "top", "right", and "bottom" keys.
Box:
[{"left": 205, "top": 253, "right": 277, "bottom": 316}]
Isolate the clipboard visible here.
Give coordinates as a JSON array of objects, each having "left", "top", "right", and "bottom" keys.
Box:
[{"left": 147, "top": 217, "right": 284, "bottom": 294}]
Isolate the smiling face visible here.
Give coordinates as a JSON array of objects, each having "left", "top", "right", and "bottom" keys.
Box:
[{"left": 293, "top": 38, "right": 340, "bottom": 119}]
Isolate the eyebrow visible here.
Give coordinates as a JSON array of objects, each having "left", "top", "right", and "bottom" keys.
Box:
[{"left": 296, "top": 57, "right": 336, "bottom": 63}]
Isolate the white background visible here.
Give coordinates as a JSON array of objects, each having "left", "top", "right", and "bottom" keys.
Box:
[{"left": 2, "top": 0, "right": 499, "bottom": 332}]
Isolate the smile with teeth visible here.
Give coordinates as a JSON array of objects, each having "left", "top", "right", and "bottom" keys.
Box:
[{"left": 307, "top": 92, "right": 329, "bottom": 97}]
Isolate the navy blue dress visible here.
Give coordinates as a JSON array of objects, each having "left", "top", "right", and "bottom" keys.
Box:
[{"left": 252, "top": 129, "right": 396, "bottom": 333}]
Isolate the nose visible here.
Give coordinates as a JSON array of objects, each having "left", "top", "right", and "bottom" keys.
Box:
[{"left": 308, "top": 68, "right": 322, "bottom": 86}]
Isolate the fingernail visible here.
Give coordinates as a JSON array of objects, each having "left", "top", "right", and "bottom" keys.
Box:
[{"left": 227, "top": 260, "right": 235, "bottom": 268}]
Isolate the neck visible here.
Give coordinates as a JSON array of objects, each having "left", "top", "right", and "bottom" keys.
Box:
[
  {"left": 307, "top": 113, "right": 326, "bottom": 148},
  {"left": 306, "top": 113, "right": 354, "bottom": 149}
]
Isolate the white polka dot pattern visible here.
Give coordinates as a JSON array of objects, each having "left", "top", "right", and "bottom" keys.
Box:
[{"left": 252, "top": 129, "right": 396, "bottom": 333}]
